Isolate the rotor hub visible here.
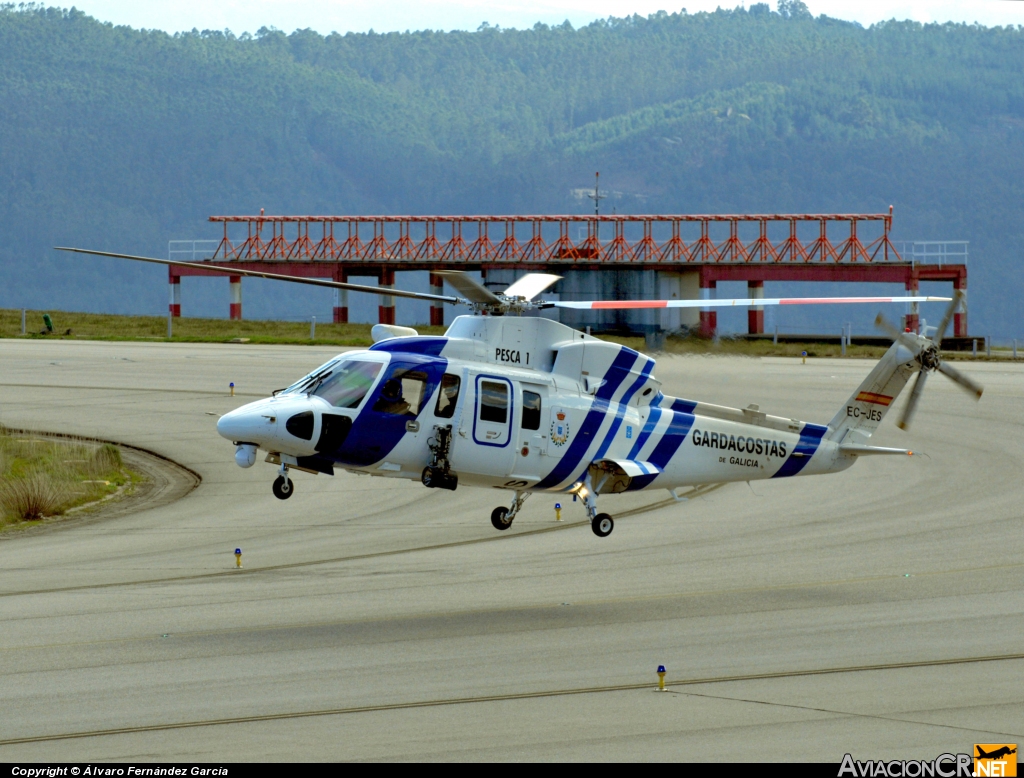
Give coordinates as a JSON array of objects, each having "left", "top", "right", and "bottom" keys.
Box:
[{"left": 919, "top": 346, "right": 941, "bottom": 371}]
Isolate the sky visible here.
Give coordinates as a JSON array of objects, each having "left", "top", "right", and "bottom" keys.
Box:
[{"left": 68, "top": 0, "right": 1024, "bottom": 36}]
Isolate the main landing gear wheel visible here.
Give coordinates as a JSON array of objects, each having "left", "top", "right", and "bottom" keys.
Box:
[
  {"left": 272, "top": 475, "right": 293, "bottom": 500},
  {"left": 591, "top": 513, "right": 614, "bottom": 538},
  {"left": 490, "top": 506, "right": 513, "bottom": 531}
]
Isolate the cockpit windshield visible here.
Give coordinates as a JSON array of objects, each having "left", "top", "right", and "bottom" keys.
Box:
[
  {"left": 279, "top": 357, "right": 345, "bottom": 396},
  {"left": 310, "top": 360, "right": 384, "bottom": 408}
]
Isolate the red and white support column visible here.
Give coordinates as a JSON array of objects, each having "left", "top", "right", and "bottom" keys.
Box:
[
  {"left": 333, "top": 267, "right": 348, "bottom": 323},
  {"left": 429, "top": 272, "right": 445, "bottom": 326},
  {"left": 699, "top": 277, "right": 717, "bottom": 338},
  {"left": 168, "top": 273, "right": 181, "bottom": 318},
  {"left": 904, "top": 277, "right": 919, "bottom": 334},
  {"left": 747, "top": 280, "right": 764, "bottom": 334},
  {"left": 954, "top": 277, "right": 967, "bottom": 337},
  {"left": 229, "top": 276, "right": 242, "bottom": 320},
  {"left": 378, "top": 268, "right": 395, "bottom": 325}
]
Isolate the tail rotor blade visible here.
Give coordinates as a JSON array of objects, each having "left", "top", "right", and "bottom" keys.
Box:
[
  {"left": 874, "top": 313, "right": 920, "bottom": 351},
  {"left": 897, "top": 371, "right": 927, "bottom": 431},
  {"left": 931, "top": 290, "right": 961, "bottom": 347},
  {"left": 874, "top": 312, "right": 903, "bottom": 339},
  {"left": 936, "top": 361, "right": 984, "bottom": 400}
]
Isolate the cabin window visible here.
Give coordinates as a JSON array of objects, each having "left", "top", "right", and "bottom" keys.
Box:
[
  {"left": 434, "top": 374, "right": 461, "bottom": 419},
  {"left": 312, "top": 360, "right": 383, "bottom": 409},
  {"left": 373, "top": 368, "right": 429, "bottom": 416},
  {"left": 479, "top": 380, "right": 508, "bottom": 424},
  {"left": 522, "top": 390, "right": 542, "bottom": 430}
]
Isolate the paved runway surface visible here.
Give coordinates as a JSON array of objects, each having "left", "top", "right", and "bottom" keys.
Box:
[{"left": 0, "top": 339, "right": 1021, "bottom": 761}]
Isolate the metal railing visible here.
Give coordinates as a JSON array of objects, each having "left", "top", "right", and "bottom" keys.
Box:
[
  {"left": 895, "top": 241, "right": 967, "bottom": 268},
  {"left": 204, "top": 213, "right": 905, "bottom": 264},
  {"left": 168, "top": 240, "right": 219, "bottom": 262}
]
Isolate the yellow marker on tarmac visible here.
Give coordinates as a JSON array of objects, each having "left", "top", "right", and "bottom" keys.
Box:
[
  {"left": 230, "top": 382, "right": 235, "bottom": 397},
  {"left": 554, "top": 502, "right": 562, "bottom": 521},
  {"left": 801, "top": 350, "right": 807, "bottom": 365},
  {"left": 657, "top": 664, "right": 667, "bottom": 691},
  {"left": 234, "top": 548, "right": 242, "bottom": 568}
]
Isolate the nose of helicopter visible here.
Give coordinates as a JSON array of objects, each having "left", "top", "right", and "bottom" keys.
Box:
[
  {"left": 216, "top": 406, "right": 260, "bottom": 442},
  {"left": 217, "top": 399, "right": 284, "bottom": 445},
  {"left": 216, "top": 397, "right": 323, "bottom": 459}
]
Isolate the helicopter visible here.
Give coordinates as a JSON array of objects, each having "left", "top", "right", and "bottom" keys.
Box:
[{"left": 57, "top": 247, "right": 982, "bottom": 538}]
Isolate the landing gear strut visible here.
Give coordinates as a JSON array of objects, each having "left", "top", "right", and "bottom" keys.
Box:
[
  {"left": 581, "top": 470, "right": 614, "bottom": 538},
  {"left": 491, "top": 491, "right": 529, "bottom": 531},
  {"left": 422, "top": 424, "right": 458, "bottom": 491},
  {"left": 272, "top": 462, "right": 293, "bottom": 500}
]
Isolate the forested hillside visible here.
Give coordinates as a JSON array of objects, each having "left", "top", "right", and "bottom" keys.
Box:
[{"left": 1, "top": 3, "right": 1022, "bottom": 335}]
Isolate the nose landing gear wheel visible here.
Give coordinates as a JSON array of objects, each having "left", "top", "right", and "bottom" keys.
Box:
[
  {"left": 272, "top": 475, "right": 293, "bottom": 500},
  {"left": 490, "top": 506, "right": 513, "bottom": 531},
  {"left": 591, "top": 513, "right": 614, "bottom": 537}
]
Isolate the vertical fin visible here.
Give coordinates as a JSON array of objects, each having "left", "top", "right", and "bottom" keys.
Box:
[{"left": 827, "top": 340, "right": 919, "bottom": 441}]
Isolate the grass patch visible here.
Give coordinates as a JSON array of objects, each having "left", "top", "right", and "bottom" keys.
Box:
[
  {"left": 0, "top": 426, "right": 134, "bottom": 528},
  {"left": 0, "top": 308, "right": 445, "bottom": 347},
  {"left": 0, "top": 308, "right": 1009, "bottom": 361}
]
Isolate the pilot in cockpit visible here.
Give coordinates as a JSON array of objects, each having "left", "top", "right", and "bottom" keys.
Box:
[{"left": 373, "top": 378, "right": 412, "bottom": 416}]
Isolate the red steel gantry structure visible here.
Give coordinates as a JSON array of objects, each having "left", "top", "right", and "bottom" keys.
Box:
[{"left": 168, "top": 209, "right": 968, "bottom": 337}]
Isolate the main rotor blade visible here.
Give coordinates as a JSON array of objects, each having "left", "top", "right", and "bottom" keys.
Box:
[
  {"left": 931, "top": 290, "right": 961, "bottom": 347},
  {"left": 502, "top": 273, "right": 561, "bottom": 301},
  {"left": 54, "top": 248, "right": 463, "bottom": 305},
  {"left": 431, "top": 270, "right": 502, "bottom": 305},
  {"left": 936, "top": 360, "right": 984, "bottom": 400},
  {"left": 551, "top": 295, "right": 950, "bottom": 310},
  {"left": 897, "top": 370, "right": 928, "bottom": 431}
]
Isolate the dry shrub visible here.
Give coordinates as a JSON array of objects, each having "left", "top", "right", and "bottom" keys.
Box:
[
  {"left": 92, "top": 443, "right": 122, "bottom": 471},
  {"left": 0, "top": 434, "right": 125, "bottom": 525},
  {"left": 0, "top": 473, "right": 68, "bottom": 520}
]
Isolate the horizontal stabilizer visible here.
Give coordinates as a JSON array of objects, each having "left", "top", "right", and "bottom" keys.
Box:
[
  {"left": 839, "top": 444, "right": 914, "bottom": 456},
  {"left": 594, "top": 458, "right": 662, "bottom": 478}
]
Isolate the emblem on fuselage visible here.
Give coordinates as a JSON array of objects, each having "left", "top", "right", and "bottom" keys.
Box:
[{"left": 550, "top": 409, "right": 571, "bottom": 446}]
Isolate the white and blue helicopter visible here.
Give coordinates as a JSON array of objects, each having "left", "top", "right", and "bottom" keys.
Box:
[{"left": 59, "top": 248, "right": 982, "bottom": 538}]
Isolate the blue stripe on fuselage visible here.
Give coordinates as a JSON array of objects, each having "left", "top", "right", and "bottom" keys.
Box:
[
  {"left": 626, "top": 410, "right": 696, "bottom": 491},
  {"left": 652, "top": 393, "right": 698, "bottom": 415},
  {"left": 627, "top": 406, "right": 662, "bottom": 460},
  {"left": 671, "top": 398, "right": 698, "bottom": 413},
  {"left": 594, "top": 359, "right": 655, "bottom": 460},
  {"left": 369, "top": 337, "right": 448, "bottom": 356},
  {"left": 771, "top": 422, "right": 828, "bottom": 479},
  {"left": 534, "top": 348, "right": 638, "bottom": 490},
  {"left": 332, "top": 353, "right": 448, "bottom": 467}
]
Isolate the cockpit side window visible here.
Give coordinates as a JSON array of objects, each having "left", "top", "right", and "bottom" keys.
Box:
[
  {"left": 434, "top": 374, "right": 461, "bottom": 419},
  {"left": 373, "top": 367, "right": 429, "bottom": 416},
  {"left": 312, "top": 361, "right": 383, "bottom": 409}
]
